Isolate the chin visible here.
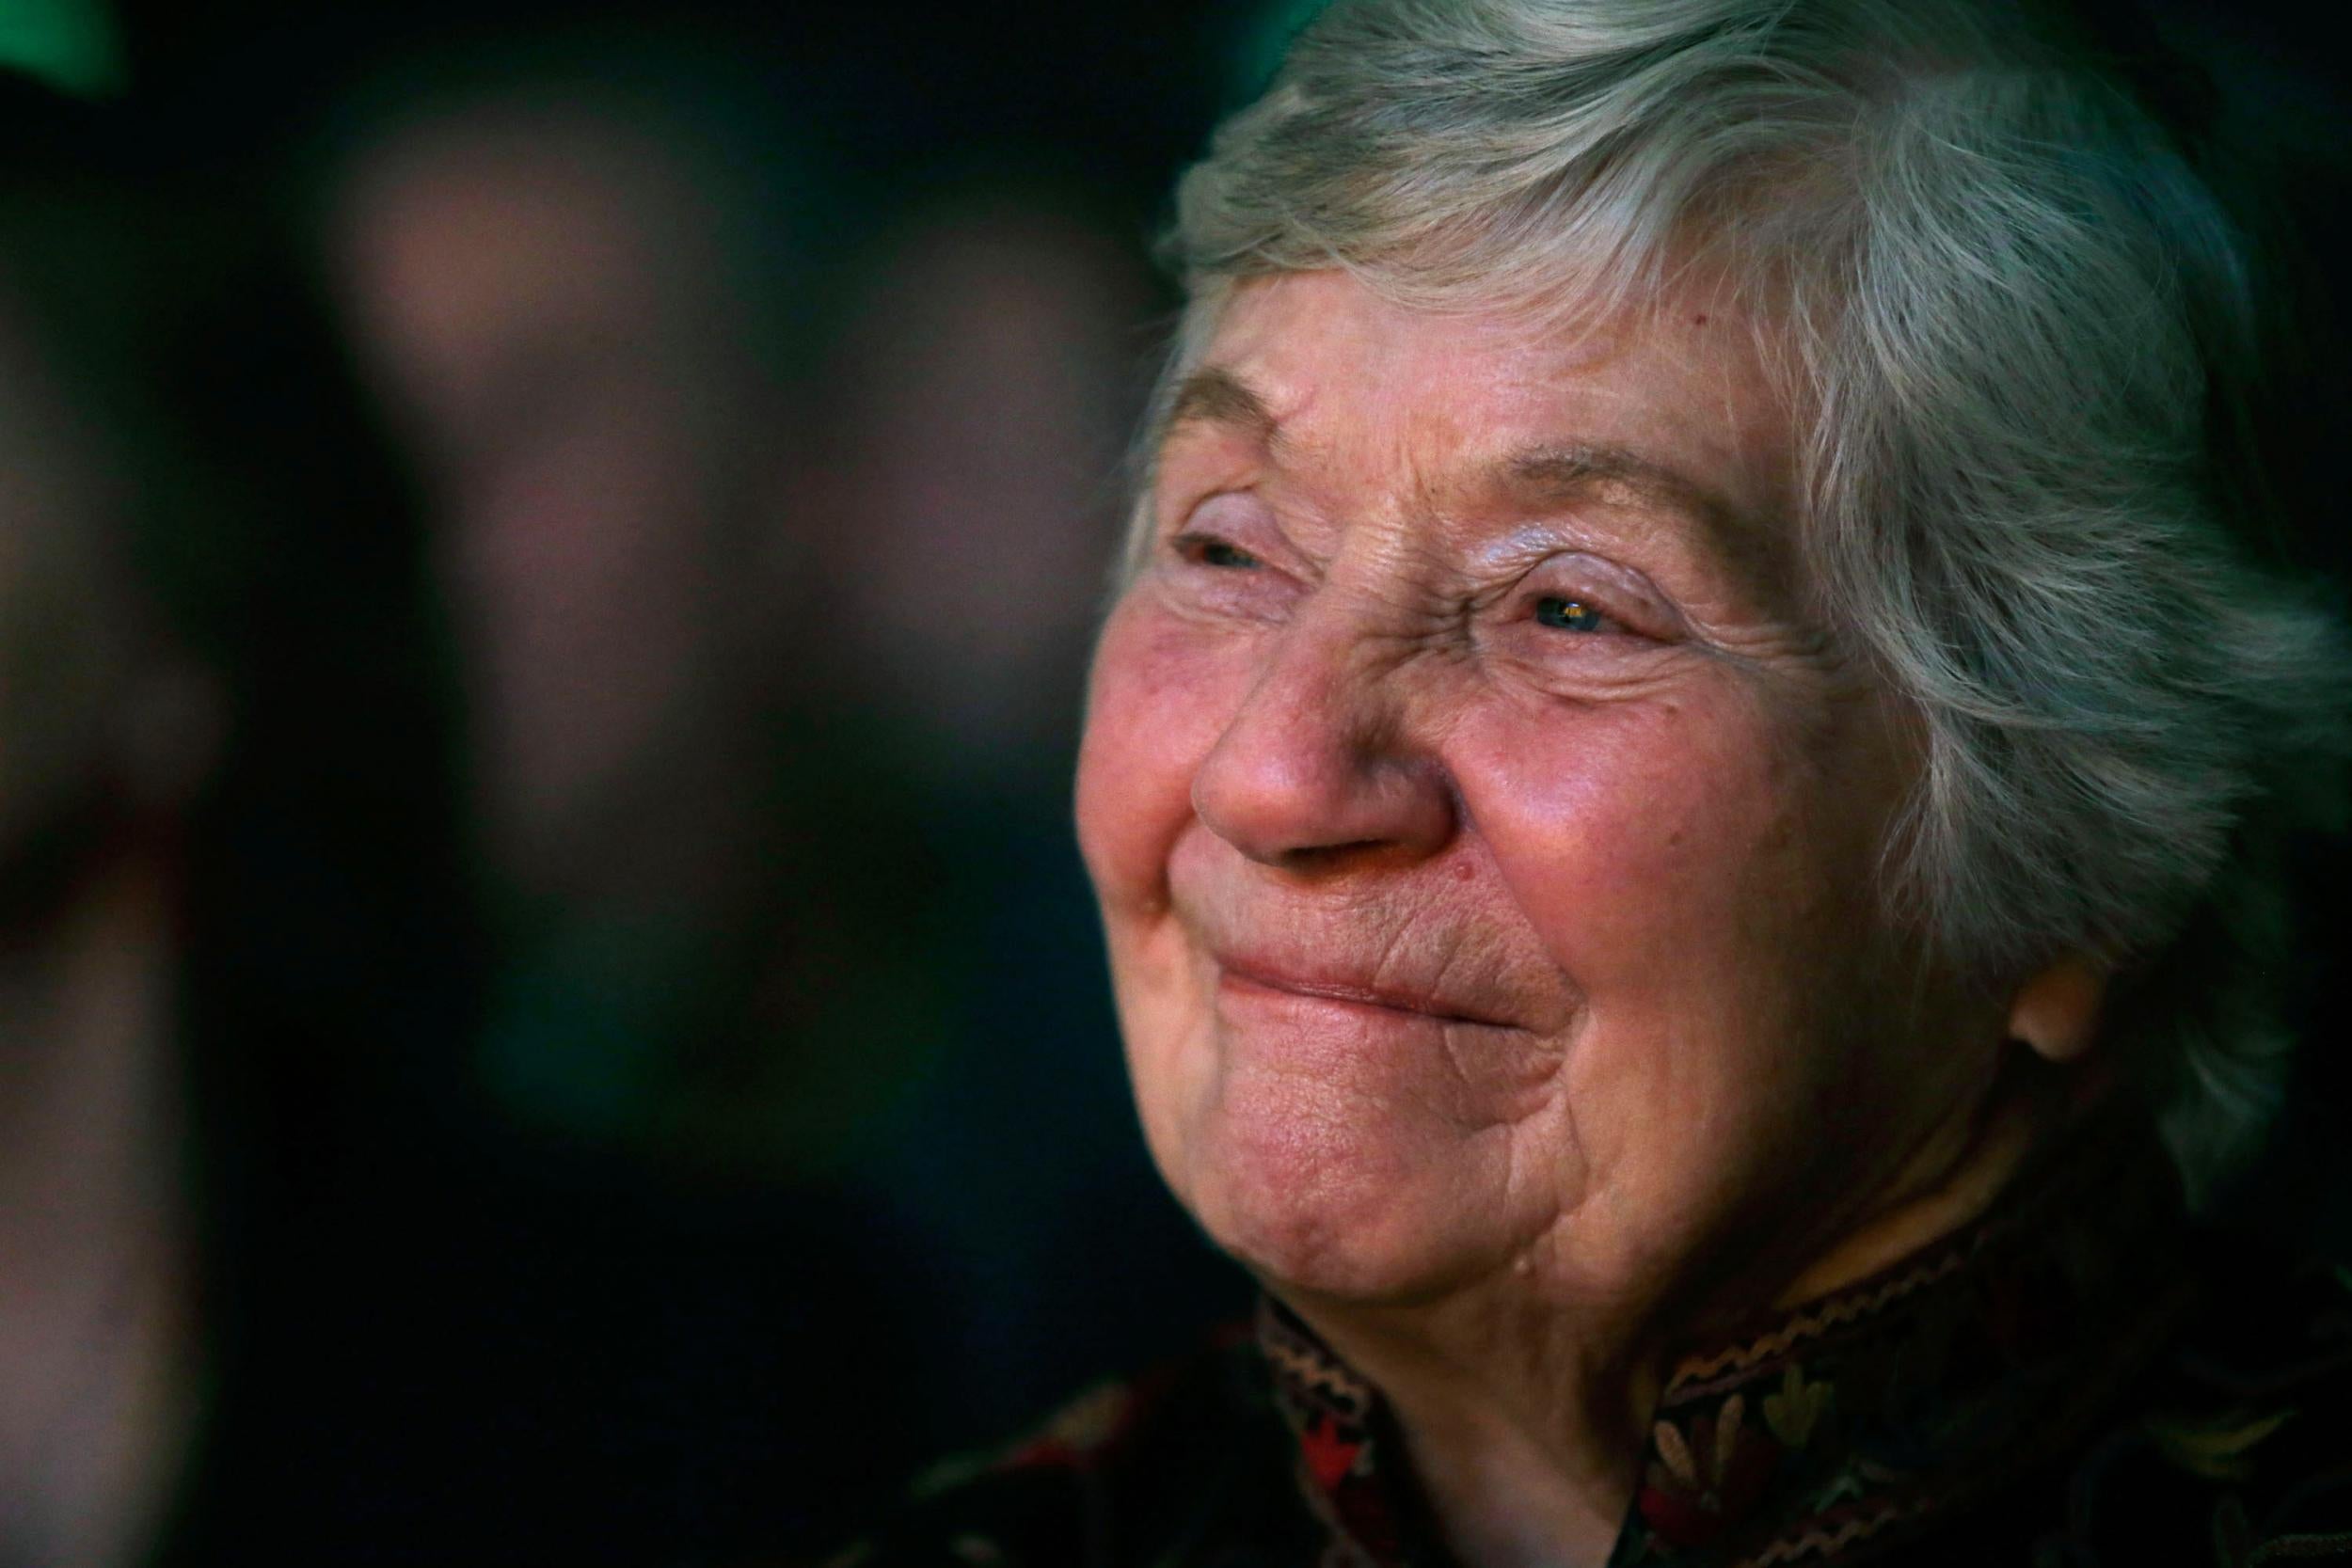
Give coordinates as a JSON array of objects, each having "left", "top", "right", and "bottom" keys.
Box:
[{"left": 1172, "top": 1102, "right": 1506, "bottom": 1307}]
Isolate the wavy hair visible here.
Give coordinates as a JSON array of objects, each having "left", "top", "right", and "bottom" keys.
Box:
[{"left": 1148, "top": 0, "right": 2351, "bottom": 1203}]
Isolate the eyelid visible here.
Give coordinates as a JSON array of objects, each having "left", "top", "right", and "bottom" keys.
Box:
[
  {"left": 1156, "top": 458, "right": 1267, "bottom": 530},
  {"left": 1507, "top": 549, "right": 1683, "bottom": 638},
  {"left": 1159, "top": 483, "right": 1234, "bottom": 536},
  {"left": 1166, "top": 488, "right": 1286, "bottom": 558}
]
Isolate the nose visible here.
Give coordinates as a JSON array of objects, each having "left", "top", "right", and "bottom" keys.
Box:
[{"left": 1190, "top": 610, "right": 1456, "bottom": 871}]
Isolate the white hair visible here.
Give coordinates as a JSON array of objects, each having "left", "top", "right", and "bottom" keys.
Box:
[{"left": 1146, "top": 0, "right": 2352, "bottom": 1203}]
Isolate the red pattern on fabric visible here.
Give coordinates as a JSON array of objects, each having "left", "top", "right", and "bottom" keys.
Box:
[
  {"left": 1635, "top": 1402, "right": 1782, "bottom": 1548},
  {"left": 1301, "top": 1413, "right": 1364, "bottom": 1491},
  {"left": 1250, "top": 1119, "right": 2193, "bottom": 1567}
]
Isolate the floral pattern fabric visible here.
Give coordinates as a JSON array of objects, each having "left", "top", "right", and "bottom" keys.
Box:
[{"left": 829, "top": 1124, "right": 2352, "bottom": 1567}]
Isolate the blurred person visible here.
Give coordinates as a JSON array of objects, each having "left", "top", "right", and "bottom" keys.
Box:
[
  {"left": 325, "top": 59, "right": 948, "bottom": 1171},
  {"left": 819, "top": 180, "right": 1247, "bottom": 1425},
  {"left": 2, "top": 19, "right": 1235, "bottom": 1568},
  {"left": 310, "top": 52, "right": 983, "bottom": 1559},
  {"left": 325, "top": 53, "right": 1241, "bottom": 1482},
  {"left": 827, "top": 184, "right": 1150, "bottom": 781},
  {"left": 8, "top": 54, "right": 898, "bottom": 1557},
  {"left": 0, "top": 106, "right": 209, "bottom": 1568},
  {"left": 0, "top": 72, "right": 453, "bottom": 1565},
  {"left": 334, "top": 90, "right": 776, "bottom": 909}
]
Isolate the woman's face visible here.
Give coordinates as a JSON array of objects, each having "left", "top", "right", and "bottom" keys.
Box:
[{"left": 1077, "top": 271, "right": 2001, "bottom": 1322}]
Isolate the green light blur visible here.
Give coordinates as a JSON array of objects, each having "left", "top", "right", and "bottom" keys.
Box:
[
  {"left": 1227, "top": 0, "right": 1329, "bottom": 104},
  {"left": 0, "top": 0, "right": 123, "bottom": 98}
]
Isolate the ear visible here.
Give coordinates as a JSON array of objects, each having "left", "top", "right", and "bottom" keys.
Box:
[{"left": 2006, "top": 955, "right": 2107, "bottom": 1065}]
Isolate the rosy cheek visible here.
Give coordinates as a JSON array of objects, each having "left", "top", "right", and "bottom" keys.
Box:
[
  {"left": 1078, "top": 596, "right": 1255, "bottom": 1192},
  {"left": 1075, "top": 596, "right": 1248, "bottom": 912},
  {"left": 1451, "top": 691, "right": 1791, "bottom": 987}
]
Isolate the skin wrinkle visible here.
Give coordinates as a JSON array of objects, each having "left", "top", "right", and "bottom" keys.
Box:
[
  {"left": 1160, "top": 466, "right": 1825, "bottom": 716},
  {"left": 1077, "top": 269, "right": 2063, "bottom": 1567},
  {"left": 1153, "top": 279, "right": 1818, "bottom": 618}
]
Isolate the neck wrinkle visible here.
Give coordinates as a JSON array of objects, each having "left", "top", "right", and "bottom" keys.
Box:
[{"left": 1256, "top": 1102, "right": 2175, "bottom": 1568}]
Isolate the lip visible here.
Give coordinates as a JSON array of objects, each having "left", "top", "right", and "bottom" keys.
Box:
[{"left": 1214, "top": 955, "right": 1522, "bottom": 1030}]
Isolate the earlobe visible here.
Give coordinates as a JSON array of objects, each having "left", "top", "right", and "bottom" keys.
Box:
[{"left": 2007, "top": 956, "right": 2107, "bottom": 1065}]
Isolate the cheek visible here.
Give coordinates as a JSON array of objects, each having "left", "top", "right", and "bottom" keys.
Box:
[
  {"left": 1450, "top": 685, "right": 1895, "bottom": 1180},
  {"left": 1074, "top": 596, "right": 1242, "bottom": 911},
  {"left": 1079, "top": 596, "right": 1275, "bottom": 1207},
  {"left": 1461, "top": 697, "right": 1756, "bottom": 961},
  {"left": 1460, "top": 685, "right": 1882, "bottom": 984}
]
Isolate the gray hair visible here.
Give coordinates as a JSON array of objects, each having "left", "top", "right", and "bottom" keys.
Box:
[{"left": 1147, "top": 0, "right": 2351, "bottom": 1203}]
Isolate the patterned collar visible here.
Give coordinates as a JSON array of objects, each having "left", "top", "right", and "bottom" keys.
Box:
[{"left": 1257, "top": 1120, "right": 2194, "bottom": 1568}]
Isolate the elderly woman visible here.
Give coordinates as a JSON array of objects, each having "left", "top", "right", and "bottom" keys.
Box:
[{"left": 843, "top": 0, "right": 2352, "bottom": 1562}]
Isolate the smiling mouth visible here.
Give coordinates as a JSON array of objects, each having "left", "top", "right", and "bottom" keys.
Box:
[{"left": 1215, "top": 958, "right": 1521, "bottom": 1029}]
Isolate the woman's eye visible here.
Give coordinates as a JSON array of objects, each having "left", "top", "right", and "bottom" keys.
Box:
[
  {"left": 1534, "top": 595, "right": 1613, "bottom": 633},
  {"left": 1180, "top": 534, "right": 1263, "bottom": 570}
]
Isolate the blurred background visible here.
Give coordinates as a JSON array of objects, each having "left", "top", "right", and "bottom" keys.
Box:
[{"left": 0, "top": 0, "right": 2345, "bottom": 1563}]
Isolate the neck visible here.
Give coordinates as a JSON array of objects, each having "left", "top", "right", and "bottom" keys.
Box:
[
  {"left": 1286, "top": 1288, "right": 1650, "bottom": 1568},
  {"left": 1771, "top": 1069, "right": 2057, "bottom": 1308},
  {"left": 1274, "top": 1065, "right": 2069, "bottom": 1568}
]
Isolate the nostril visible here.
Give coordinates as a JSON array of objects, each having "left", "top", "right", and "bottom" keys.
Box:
[
  {"left": 1189, "top": 621, "right": 1457, "bottom": 866},
  {"left": 1279, "top": 839, "right": 1385, "bottom": 870},
  {"left": 1193, "top": 718, "right": 1457, "bottom": 868}
]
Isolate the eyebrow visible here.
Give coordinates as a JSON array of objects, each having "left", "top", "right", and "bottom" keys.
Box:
[
  {"left": 1160, "top": 367, "right": 1736, "bottom": 532},
  {"left": 1159, "top": 366, "right": 1280, "bottom": 448},
  {"left": 1509, "top": 441, "right": 1798, "bottom": 600},
  {"left": 1498, "top": 445, "right": 1731, "bottom": 530}
]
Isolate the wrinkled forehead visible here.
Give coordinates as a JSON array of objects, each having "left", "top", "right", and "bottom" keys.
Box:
[{"left": 1135, "top": 270, "right": 1807, "bottom": 600}]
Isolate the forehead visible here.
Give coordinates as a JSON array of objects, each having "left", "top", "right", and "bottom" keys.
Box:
[{"left": 1161, "top": 271, "right": 1799, "bottom": 568}]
